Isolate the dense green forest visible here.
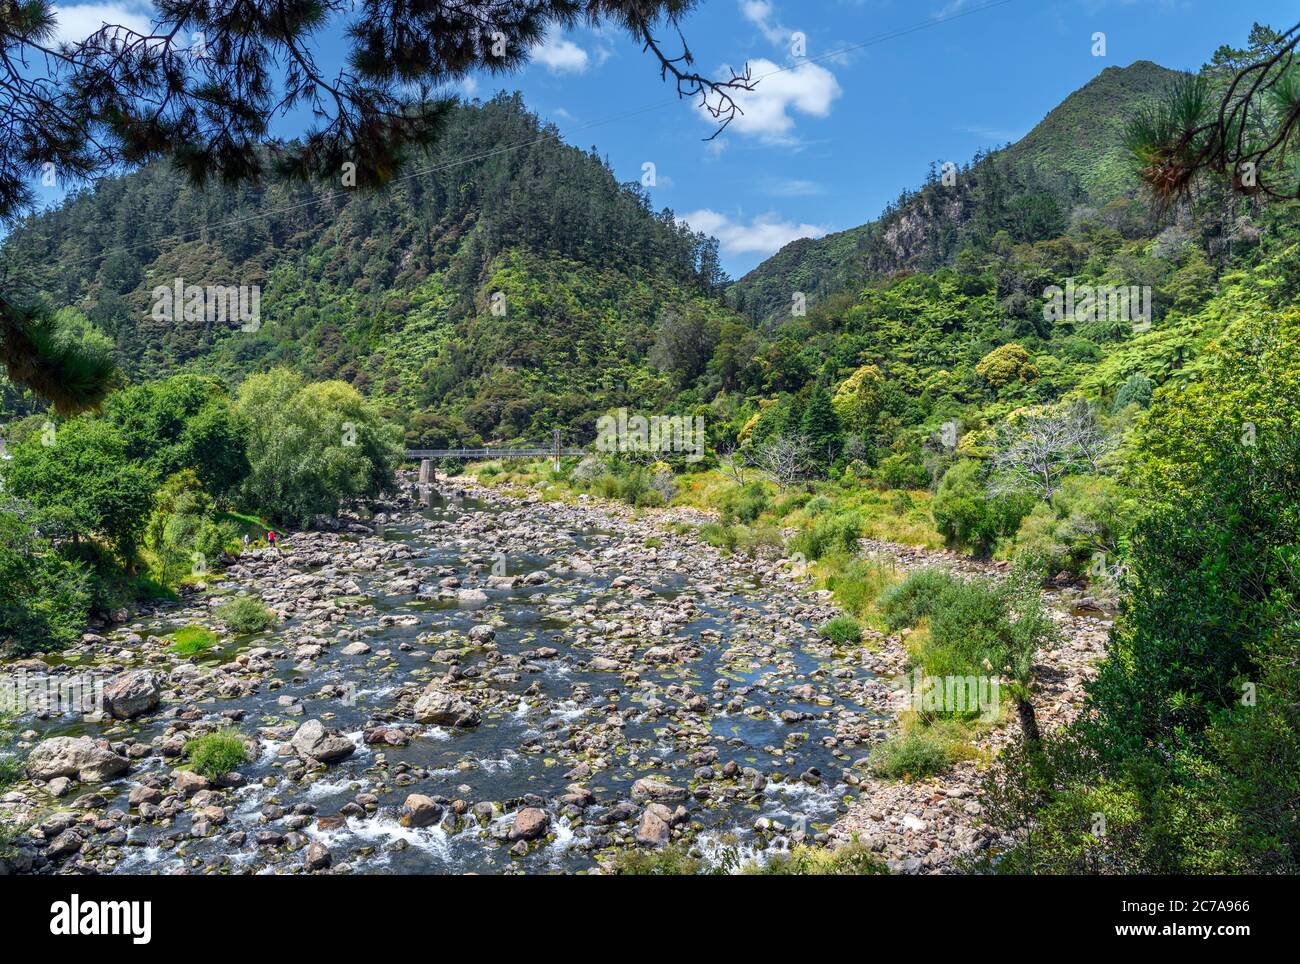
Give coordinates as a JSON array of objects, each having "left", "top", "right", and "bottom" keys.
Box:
[{"left": 0, "top": 93, "right": 728, "bottom": 447}]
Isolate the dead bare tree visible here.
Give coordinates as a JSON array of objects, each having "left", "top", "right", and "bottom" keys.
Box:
[
  {"left": 748, "top": 433, "right": 812, "bottom": 493},
  {"left": 990, "top": 401, "right": 1114, "bottom": 500}
]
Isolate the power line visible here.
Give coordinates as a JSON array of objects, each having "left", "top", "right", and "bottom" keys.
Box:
[{"left": 10, "top": 0, "right": 1021, "bottom": 269}]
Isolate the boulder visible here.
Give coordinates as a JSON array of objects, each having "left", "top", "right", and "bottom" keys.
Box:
[
  {"left": 508, "top": 807, "right": 550, "bottom": 841},
  {"left": 175, "top": 770, "right": 210, "bottom": 798},
  {"left": 46, "top": 829, "right": 84, "bottom": 860},
  {"left": 103, "top": 669, "right": 162, "bottom": 719},
  {"left": 290, "top": 719, "right": 356, "bottom": 764},
  {"left": 26, "top": 736, "right": 129, "bottom": 783},
  {"left": 636, "top": 805, "right": 672, "bottom": 847},
  {"left": 399, "top": 794, "right": 441, "bottom": 828},
  {"left": 631, "top": 778, "right": 687, "bottom": 803},
  {"left": 304, "top": 841, "right": 332, "bottom": 870},
  {"left": 413, "top": 685, "right": 480, "bottom": 728}
]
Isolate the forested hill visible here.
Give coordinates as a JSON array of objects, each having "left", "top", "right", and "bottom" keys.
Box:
[
  {"left": 1, "top": 57, "right": 1284, "bottom": 465},
  {"left": 1002, "top": 61, "right": 1182, "bottom": 203},
  {"left": 0, "top": 93, "right": 735, "bottom": 445},
  {"left": 729, "top": 61, "right": 1181, "bottom": 324}
]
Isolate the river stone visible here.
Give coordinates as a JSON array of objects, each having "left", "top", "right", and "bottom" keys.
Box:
[
  {"left": 46, "top": 829, "right": 84, "bottom": 860},
  {"left": 26, "top": 736, "right": 129, "bottom": 783},
  {"left": 508, "top": 807, "right": 549, "bottom": 841},
  {"left": 104, "top": 669, "right": 162, "bottom": 719},
  {"left": 636, "top": 805, "right": 672, "bottom": 847},
  {"left": 340, "top": 642, "right": 371, "bottom": 656},
  {"left": 175, "top": 770, "right": 210, "bottom": 797},
  {"left": 304, "top": 841, "right": 332, "bottom": 870},
  {"left": 413, "top": 685, "right": 480, "bottom": 727},
  {"left": 631, "top": 778, "right": 687, "bottom": 803},
  {"left": 290, "top": 719, "right": 356, "bottom": 763},
  {"left": 399, "top": 794, "right": 441, "bottom": 828}
]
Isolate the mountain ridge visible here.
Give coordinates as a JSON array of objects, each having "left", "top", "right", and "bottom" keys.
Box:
[{"left": 729, "top": 60, "right": 1182, "bottom": 324}]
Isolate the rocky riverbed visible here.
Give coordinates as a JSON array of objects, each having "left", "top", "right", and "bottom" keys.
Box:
[{"left": 0, "top": 474, "right": 1111, "bottom": 875}]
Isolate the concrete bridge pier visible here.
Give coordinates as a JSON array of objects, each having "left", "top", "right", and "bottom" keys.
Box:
[{"left": 419, "top": 459, "right": 435, "bottom": 485}]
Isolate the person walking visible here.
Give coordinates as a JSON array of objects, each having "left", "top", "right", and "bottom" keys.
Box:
[{"left": 267, "top": 529, "right": 278, "bottom": 552}]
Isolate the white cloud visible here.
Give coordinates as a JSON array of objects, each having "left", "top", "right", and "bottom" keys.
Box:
[
  {"left": 52, "top": 4, "right": 154, "bottom": 46},
  {"left": 740, "top": 0, "right": 789, "bottom": 46},
  {"left": 710, "top": 57, "right": 841, "bottom": 143},
  {"left": 533, "top": 30, "right": 590, "bottom": 74},
  {"left": 682, "top": 209, "right": 829, "bottom": 257}
]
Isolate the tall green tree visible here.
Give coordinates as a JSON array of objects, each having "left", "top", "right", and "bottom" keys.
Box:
[
  {"left": 236, "top": 369, "right": 404, "bottom": 526},
  {"left": 800, "top": 382, "right": 841, "bottom": 464},
  {"left": 104, "top": 374, "right": 249, "bottom": 500},
  {"left": 2, "top": 418, "right": 155, "bottom": 559},
  {"left": 0, "top": 506, "right": 92, "bottom": 655}
]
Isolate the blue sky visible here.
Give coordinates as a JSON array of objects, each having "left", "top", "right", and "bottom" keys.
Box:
[{"left": 38, "top": 0, "right": 1299, "bottom": 277}]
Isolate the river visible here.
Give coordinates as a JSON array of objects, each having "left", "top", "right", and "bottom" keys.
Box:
[{"left": 3, "top": 478, "right": 902, "bottom": 874}]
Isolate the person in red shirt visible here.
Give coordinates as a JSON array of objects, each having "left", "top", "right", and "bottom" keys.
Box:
[{"left": 267, "top": 530, "right": 278, "bottom": 550}]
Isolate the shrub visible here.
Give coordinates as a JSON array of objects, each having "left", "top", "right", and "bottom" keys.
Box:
[
  {"left": 820, "top": 556, "right": 897, "bottom": 622},
  {"left": 607, "top": 844, "right": 711, "bottom": 875},
  {"left": 215, "top": 596, "right": 276, "bottom": 634},
  {"left": 976, "top": 343, "right": 1038, "bottom": 389},
  {"left": 1112, "top": 372, "right": 1155, "bottom": 412},
  {"left": 733, "top": 481, "right": 770, "bottom": 522},
  {"left": 589, "top": 465, "right": 672, "bottom": 507},
  {"left": 0, "top": 711, "right": 20, "bottom": 791},
  {"left": 919, "top": 578, "right": 1012, "bottom": 681},
  {"left": 0, "top": 711, "right": 21, "bottom": 860},
  {"left": 788, "top": 511, "right": 863, "bottom": 561},
  {"left": 876, "top": 452, "right": 928, "bottom": 489},
  {"left": 735, "top": 524, "right": 782, "bottom": 558},
  {"left": 697, "top": 523, "right": 739, "bottom": 551},
  {"left": 772, "top": 491, "right": 810, "bottom": 518},
  {"left": 144, "top": 470, "right": 239, "bottom": 584},
  {"left": 804, "top": 495, "right": 833, "bottom": 516},
  {"left": 878, "top": 568, "right": 960, "bottom": 631},
  {"left": 648, "top": 468, "right": 678, "bottom": 505},
  {"left": 1007, "top": 475, "right": 1134, "bottom": 583},
  {"left": 870, "top": 721, "right": 971, "bottom": 779},
  {"left": 931, "top": 459, "right": 1034, "bottom": 556},
  {"left": 170, "top": 624, "right": 219, "bottom": 656},
  {"left": 820, "top": 615, "right": 862, "bottom": 645},
  {"left": 185, "top": 730, "right": 250, "bottom": 779},
  {"left": 889, "top": 491, "right": 915, "bottom": 516},
  {"left": 743, "top": 841, "right": 889, "bottom": 875},
  {"left": 570, "top": 455, "right": 603, "bottom": 484}
]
